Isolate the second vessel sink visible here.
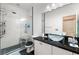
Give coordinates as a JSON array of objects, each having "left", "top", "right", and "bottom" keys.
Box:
[{"left": 69, "top": 43, "right": 79, "bottom": 48}]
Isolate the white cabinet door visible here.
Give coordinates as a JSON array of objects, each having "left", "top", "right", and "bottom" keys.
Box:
[
  {"left": 34, "top": 40, "right": 51, "bottom": 55},
  {"left": 52, "top": 46, "right": 72, "bottom": 55}
]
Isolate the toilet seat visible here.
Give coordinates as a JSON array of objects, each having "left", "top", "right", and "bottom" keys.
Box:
[
  {"left": 25, "top": 41, "right": 33, "bottom": 48},
  {"left": 25, "top": 41, "right": 34, "bottom": 53}
]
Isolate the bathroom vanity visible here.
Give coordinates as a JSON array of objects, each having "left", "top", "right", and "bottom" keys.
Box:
[{"left": 33, "top": 36, "right": 79, "bottom": 55}]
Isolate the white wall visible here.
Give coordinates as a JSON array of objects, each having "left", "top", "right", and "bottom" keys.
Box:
[
  {"left": 45, "top": 3, "right": 79, "bottom": 33},
  {"left": 1, "top": 4, "right": 30, "bottom": 49},
  {"left": 33, "top": 6, "right": 42, "bottom": 36}
]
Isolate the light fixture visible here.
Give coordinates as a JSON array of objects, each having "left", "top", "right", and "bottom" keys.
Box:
[
  {"left": 46, "top": 5, "right": 50, "bottom": 10},
  {"left": 51, "top": 3, "right": 57, "bottom": 9},
  {"left": 46, "top": 5, "right": 51, "bottom": 11}
]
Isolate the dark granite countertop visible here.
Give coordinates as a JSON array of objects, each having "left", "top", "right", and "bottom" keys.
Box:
[{"left": 33, "top": 36, "right": 79, "bottom": 54}]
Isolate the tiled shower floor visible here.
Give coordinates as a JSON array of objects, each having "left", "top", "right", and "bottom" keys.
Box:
[
  {"left": 0, "top": 44, "right": 34, "bottom": 55},
  {"left": 5, "top": 47, "right": 34, "bottom": 55},
  {"left": 1, "top": 44, "right": 22, "bottom": 55},
  {"left": 6, "top": 48, "right": 24, "bottom": 55}
]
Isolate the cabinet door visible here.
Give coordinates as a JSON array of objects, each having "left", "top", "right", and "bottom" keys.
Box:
[
  {"left": 52, "top": 46, "right": 72, "bottom": 55},
  {"left": 34, "top": 40, "right": 51, "bottom": 55}
]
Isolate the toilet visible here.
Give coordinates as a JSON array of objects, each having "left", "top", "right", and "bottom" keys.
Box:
[
  {"left": 20, "top": 34, "right": 34, "bottom": 53},
  {"left": 25, "top": 41, "right": 33, "bottom": 53}
]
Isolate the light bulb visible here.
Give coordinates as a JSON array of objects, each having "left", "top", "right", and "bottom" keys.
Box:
[
  {"left": 51, "top": 3, "right": 57, "bottom": 9},
  {"left": 46, "top": 5, "right": 51, "bottom": 11},
  {"left": 46, "top": 5, "right": 50, "bottom": 10}
]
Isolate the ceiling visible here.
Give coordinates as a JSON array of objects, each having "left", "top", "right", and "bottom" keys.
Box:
[
  {"left": 15, "top": 3, "right": 50, "bottom": 11},
  {"left": 12, "top": 3, "right": 70, "bottom": 13}
]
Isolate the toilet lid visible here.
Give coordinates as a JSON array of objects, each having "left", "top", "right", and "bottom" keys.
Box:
[{"left": 26, "top": 41, "right": 33, "bottom": 46}]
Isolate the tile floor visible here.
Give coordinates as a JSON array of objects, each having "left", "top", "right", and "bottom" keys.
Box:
[{"left": 5, "top": 48, "right": 25, "bottom": 55}]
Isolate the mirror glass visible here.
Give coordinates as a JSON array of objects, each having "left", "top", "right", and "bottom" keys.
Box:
[{"left": 44, "top": 3, "right": 78, "bottom": 37}]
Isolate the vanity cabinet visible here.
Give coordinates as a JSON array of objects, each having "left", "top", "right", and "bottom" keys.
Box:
[
  {"left": 51, "top": 46, "right": 72, "bottom": 55},
  {"left": 34, "top": 40, "right": 51, "bottom": 55},
  {"left": 34, "top": 39, "right": 78, "bottom": 55}
]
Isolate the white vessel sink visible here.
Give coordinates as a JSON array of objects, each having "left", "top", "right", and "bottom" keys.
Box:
[
  {"left": 69, "top": 43, "right": 79, "bottom": 48},
  {"left": 48, "top": 34, "right": 64, "bottom": 41}
]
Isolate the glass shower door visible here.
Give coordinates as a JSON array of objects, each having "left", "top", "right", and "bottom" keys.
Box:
[{"left": 0, "top": 3, "right": 33, "bottom": 55}]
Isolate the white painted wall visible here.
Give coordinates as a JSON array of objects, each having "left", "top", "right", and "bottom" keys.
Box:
[
  {"left": 45, "top": 3, "right": 79, "bottom": 33},
  {"left": 1, "top": 4, "right": 30, "bottom": 49},
  {"left": 33, "top": 6, "right": 42, "bottom": 36}
]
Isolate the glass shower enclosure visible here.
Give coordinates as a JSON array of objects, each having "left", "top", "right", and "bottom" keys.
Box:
[{"left": 0, "top": 3, "right": 33, "bottom": 55}]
